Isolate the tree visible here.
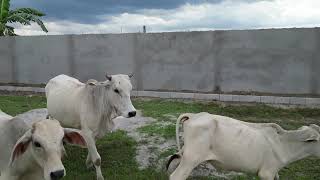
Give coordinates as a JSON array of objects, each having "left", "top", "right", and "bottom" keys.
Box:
[{"left": 0, "top": 0, "right": 48, "bottom": 36}]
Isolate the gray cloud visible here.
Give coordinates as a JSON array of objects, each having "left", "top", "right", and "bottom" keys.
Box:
[
  {"left": 12, "top": 0, "right": 265, "bottom": 23},
  {"left": 12, "top": 0, "right": 199, "bottom": 23},
  {"left": 12, "top": 0, "right": 320, "bottom": 36}
]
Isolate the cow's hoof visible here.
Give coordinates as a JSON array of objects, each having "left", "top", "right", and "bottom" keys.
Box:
[
  {"left": 86, "top": 162, "right": 94, "bottom": 170},
  {"left": 94, "top": 158, "right": 101, "bottom": 166},
  {"left": 86, "top": 159, "right": 94, "bottom": 170}
]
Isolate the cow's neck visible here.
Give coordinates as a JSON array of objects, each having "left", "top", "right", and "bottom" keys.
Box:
[
  {"left": 280, "top": 140, "right": 312, "bottom": 165},
  {"left": 88, "top": 86, "right": 114, "bottom": 138},
  {"left": 96, "top": 99, "right": 113, "bottom": 135},
  {"left": 89, "top": 86, "right": 113, "bottom": 117}
]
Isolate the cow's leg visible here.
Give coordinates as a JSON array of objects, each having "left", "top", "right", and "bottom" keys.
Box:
[
  {"left": 169, "top": 156, "right": 203, "bottom": 180},
  {"left": 258, "top": 169, "right": 276, "bottom": 180},
  {"left": 82, "top": 129, "right": 104, "bottom": 180},
  {"left": 169, "top": 149, "right": 206, "bottom": 180},
  {"left": 170, "top": 122, "right": 218, "bottom": 180},
  {"left": 86, "top": 154, "right": 94, "bottom": 169},
  {"left": 274, "top": 173, "right": 279, "bottom": 180}
]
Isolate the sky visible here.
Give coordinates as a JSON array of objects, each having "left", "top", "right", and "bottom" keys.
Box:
[{"left": 11, "top": 0, "right": 320, "bottom": 35}]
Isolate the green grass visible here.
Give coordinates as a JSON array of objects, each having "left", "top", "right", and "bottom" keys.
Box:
[
  {"left": 159, "top": 148, "right": 176, "bottom": 159},
  {"left": 133, "top": 98, "right": 320, "bottom": 130},
  {"left": 139, "top": 123, "right": 176, "bottom": 139},
  {"left": 1, "top": 95, "right": 320, "bottom": 179},
  {"left": 63, "top": 130, "right": 168, "bottom": 180},
  {"left": 133, "top": 98, "right": 320, "bottom": 120},
  {"left": 0, "top": 95, "right": 46, "bottom": 115}
]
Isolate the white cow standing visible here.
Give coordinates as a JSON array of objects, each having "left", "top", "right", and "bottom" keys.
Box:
[
  {"left": 0, "top": 109, "right": 86, "bottom": 180},
  {"left": 45, "top": 74, "right": 136, "bottom": 180},
  {"left": 167, "top": 112, "right": 320, "bottom": 180}
]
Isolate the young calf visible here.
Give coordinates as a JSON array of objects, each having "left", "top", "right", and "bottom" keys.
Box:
[
  {"left": 167, "top": 112, "right": 320, "bottom": 180},
  {"left": 0, "top": 109, "right": 86, "bottom": 180}
]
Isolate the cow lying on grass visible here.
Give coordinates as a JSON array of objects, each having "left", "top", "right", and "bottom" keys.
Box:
[
  {"left": 45, "top": 74, "right": 136, "bottom": 180},
  {"left": 167, "top": 112, "right": 320, "bottom": 180},
  {"left": 0, "top": 109, "right": 86, "bottom": 180}
]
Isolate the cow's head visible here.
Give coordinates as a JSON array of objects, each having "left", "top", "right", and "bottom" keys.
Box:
[
  {"left": 286, "top": 124, "right": 320, "bottom": 159},
  {"left": 10, "top": 119, "right": 86, "bottom": 180},
  {"left": 305, "top": 124, "right": 320, "bottom": 158},
  {"left": 106, "top": 74, "right": 136, "bottom": 118},
  {"left": 87, "top": 73, "right": 136, "bottom": 118}
]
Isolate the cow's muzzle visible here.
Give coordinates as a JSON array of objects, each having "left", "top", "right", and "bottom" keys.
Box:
[
  {"left": 128, "top": 111, "right": 136, "bottom": 117},
  {"left": 50, "top": 169, "right": 65, "bottom": 180}
]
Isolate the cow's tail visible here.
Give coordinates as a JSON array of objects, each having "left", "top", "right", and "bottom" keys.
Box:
[
  {"left": 166, "top": 113, "right": 192, "bottom": 170},
  {"left": 175, "top": 113, "right": 192, "bottom": 151}
]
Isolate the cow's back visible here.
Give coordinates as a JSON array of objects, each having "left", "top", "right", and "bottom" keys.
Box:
[
  {"left": 0, "top": 110, "right": 12, "bottom": 121},
  {"left": 187, "top": 114, "right": 278, "bottom": 172},
  {"left": 46, "top": 75, "right": 84, "bottom": 128},
  {"left": 45, "top": 74, "right": 83, "bottom": 96}
]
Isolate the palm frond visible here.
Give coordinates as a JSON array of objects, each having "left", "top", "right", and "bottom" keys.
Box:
[
  {"left": 9, "top": 8, "right": 45, "bottom": 17},
  {"left": 0, "top": 0, "right": 10, "bottom": 22},
  {"left": 5, "top": 24, "right": 13, "bottom": 32},
  {"left": 7, "top": 12, "right": 48, "bottom": 32},
  {"left": 22, "top": 13, "right": 48, "bottom": 32},
  {"left": 7, "top": 13, "right": 31, "bottom": 25},
  {"left": 0, "top": 22, "right": 4, "bottom": 35},
  {"left": 3, "top": 25, "right": 15, "bottom": 36},
  {"left": 0, "top": 1, "right": 48, "bottom": 36},
  {"left": 32, "top": 17, "right": 48, "bottom": 32},
  {"left": 9, "top": 12, "right": 32, "bottom": 20}
]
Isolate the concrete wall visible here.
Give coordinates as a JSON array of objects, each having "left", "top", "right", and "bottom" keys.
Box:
[{"left": 0, "top": 28, "right": 319, "bottom": 96}]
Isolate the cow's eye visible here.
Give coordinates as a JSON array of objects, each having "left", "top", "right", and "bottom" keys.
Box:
[
  {"left": 33, "top": 141, "right": 42, "bottom": 148},
  {"left": 114, "top": 89, "right": 119, "bottom": 94}
]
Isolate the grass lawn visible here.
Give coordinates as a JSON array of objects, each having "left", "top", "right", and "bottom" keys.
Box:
[{"left": 1, "top": 95, "right": 320, "bottom": 179}]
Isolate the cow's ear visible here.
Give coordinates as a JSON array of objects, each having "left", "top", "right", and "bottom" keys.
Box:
[
  {"left": 310, "top": 124, "right": 320, "bottom": 133},
  {"left": 63, "top": 128, "right": 87, "bottom": 148},
  {"left": 300, "top": 127, "right": 320, "bottom": 142},
  {"left": 10, "top": 129, "right": 32, "bottom": 165},
  {"left": 305, "top": 135, "right": 320, "bottom": 142},
  {"left": 304, "top": 132, "right": 320, "bottom": 142},
  {"left": 86, "top": 79, "right": 98, "bottom": 86},
  {"left": 105, "top": 74, "right": 112, "bottom": 81}
]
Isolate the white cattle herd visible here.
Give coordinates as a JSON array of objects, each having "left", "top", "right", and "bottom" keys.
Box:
[{"left": 0, "top": 74, "right": 319, "bottom": 180}]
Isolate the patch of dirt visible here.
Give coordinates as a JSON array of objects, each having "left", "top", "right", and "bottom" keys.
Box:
[
  {"left": 113, "top": 112, "right": 178, "bottom": 170},
  {"left": 113, "top": 111, "right": 169, "bottom": 169}
]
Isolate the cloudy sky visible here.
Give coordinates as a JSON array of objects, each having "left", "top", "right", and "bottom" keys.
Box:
[{"left": 11, "top": 0, "right": 320, "bottom": 35}]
